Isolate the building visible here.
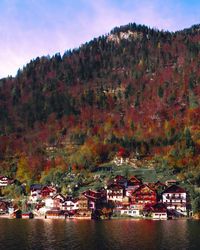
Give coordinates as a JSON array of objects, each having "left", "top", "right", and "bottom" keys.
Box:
[
  {"left": 113, "top": 208, "right": 141, "bottom": 217},
  {"left": 45, "top": 210, "right": 65, "bottom": 219},
  {"left": 30, "top": 184, "right": 44, "bottom": 203},
  {"left": 45, "top": 193, "right": 66, "bottom": 210},
  {"left": 106, "top": 183, "right": 124, "bottom": 203},
  {"left": 126, "top": 176, "right": 142, "bottom": 196},
  {"left": 162, "top": 184, "right": 187, "bottom": 216},
  {"left": 106, "top": 175, "right": 127, "bottom": 203},
  {"left": 75, "top": 194, "right": 92, "bottom": 218},
  {"left": 41, "top": 186, "right": 57, "bottom": 198},
  {"left": 130, "top": 184, "right": 157, "bottom": 209},
  {"left": 151, "top": 203, "right": 168, "bottom": 220},
  {"left": 0, "top": 176, "right": 13, "bottom": 187},
  {"left": 83, "top": 189, "right": 106, "bottom": 210},
  {"left": 62, "top": 197, "right": 78, "bottom": 212}
]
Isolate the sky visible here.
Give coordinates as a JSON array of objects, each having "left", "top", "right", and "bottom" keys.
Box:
[{"left": 0, "top": 0, "right": 199, "bottom": 79}]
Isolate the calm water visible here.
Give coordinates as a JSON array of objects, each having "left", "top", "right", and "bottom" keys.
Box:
[{"left": 0, "top": 218, "right": 200, "bottom": 250}]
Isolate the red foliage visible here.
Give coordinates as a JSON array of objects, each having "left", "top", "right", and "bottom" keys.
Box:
[{"left": 117, "top": 148, "right": 130, "bottom": 158}]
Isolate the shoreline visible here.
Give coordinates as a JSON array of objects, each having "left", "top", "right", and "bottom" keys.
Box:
[{"left": 0, "top": 214, "right": 193, "bottom": 221}]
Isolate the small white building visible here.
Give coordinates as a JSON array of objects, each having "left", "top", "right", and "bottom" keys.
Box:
[
  {"left": 0, "top": 176, "right": 12, "bottom": 187},
  {"left": 113, "top": 207, "right": 141, "bottom": 217},
  {"left": 29, "top": 184, "right": 43, "bottom": 203},
  {"left": 151, "top": 203, "right": 168, "bottom": 220},
  {"left": 62, "top": 199, "right": 78, "bottom": 211}
]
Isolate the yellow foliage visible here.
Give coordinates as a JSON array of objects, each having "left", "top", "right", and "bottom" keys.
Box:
[
  {"left": 138, "top": 59, "right": 143, "bottom": 67},
  {"left": 16, "top": 157, "right": 33, "bottom": 183},
  {"left": 104, "top": 118, "right": 112, "bottom": 132}
]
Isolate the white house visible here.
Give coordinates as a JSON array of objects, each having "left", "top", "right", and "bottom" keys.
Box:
[
  {"left": 62, "top": 199, "right": 78, "bottom": 211},
  {"left": 113, "top": 207, "right": 141, "bottom": 217},
  {"left": 29, "top": 184, "right": 43, "bottom": 203},
  {"left": 151, "top": 203, "right": 168, "bottom": 220},
  {"left": 0, "top": 176, "right": 12, "bottom": 187},
  {"left": 162, "top": 185, "right": 187, "bottom": 216}
]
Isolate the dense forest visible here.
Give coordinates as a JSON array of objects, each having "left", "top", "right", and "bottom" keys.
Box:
[{"left": 0, "top": 22, "right": 200, "bottom": 186}]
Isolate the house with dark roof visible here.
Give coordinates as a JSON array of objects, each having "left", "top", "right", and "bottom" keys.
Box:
[
  {"left": 162, "top": 184, "right": 187, "bottom": 216},
  {"left": 151, "top": 203, "right": 168, "bottom": 220}
]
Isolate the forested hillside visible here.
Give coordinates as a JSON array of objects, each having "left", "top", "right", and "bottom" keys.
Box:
[{"left": 0, "top": 23, "right": 200, "bottom": 184}]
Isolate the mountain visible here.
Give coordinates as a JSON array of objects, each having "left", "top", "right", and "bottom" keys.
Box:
[{"left": 0, "top": 23, "right": 200, "bottom": 183}]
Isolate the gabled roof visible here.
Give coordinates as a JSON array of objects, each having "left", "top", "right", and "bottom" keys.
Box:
[
  {"left": 132, "top": 183, "right": 156, "bottom": 195},
  {"left": 127, "top": 176, "right": 141, "bottom": 186},
  {"left": 52, "top": 193, "right": 66, "bottom": 202},
  {"left": 115, "top": 175, "right": 127, "bottom": 181},
  {"left": 162, "top": 184, "right": 186, "bottom": 194}
]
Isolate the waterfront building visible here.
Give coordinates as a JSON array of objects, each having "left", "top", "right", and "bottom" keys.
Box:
[
  {"left": 151, "top": 203, "right": 168, "bottom": 219},
  {"left": 130, "top": 184, "right": 157, "bottom": 208},
  {"left": 162, "top": 184, "right": 187, "bottom": 216}
]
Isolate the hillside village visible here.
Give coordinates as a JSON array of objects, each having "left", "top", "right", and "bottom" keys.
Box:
[{"left": 0, "top": 174, "right": 191, "bottom": 220}]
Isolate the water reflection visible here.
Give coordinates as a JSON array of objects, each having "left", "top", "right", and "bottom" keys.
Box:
[{"left": 0, "top": 218, "right": 200, "bottom": 249}]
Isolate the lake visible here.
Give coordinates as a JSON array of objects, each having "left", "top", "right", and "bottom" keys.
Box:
[{"left": 0, "top": 218, "right": 200, "bottom": 249}]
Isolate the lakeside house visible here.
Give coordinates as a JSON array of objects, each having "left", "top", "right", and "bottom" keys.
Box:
[
  {"left": 151, "top": 203, "right": 168, "bottom": 220},
  {"left": 162, "top": 184, "right": 188, "bottom": 216},
  {"left": 130, "top": 184, "right": 157, "bottom": 207}
]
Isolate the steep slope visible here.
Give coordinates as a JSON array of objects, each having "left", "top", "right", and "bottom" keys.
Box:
[{"left": 0, "top": 23, "right": 200, "bottom": 182}]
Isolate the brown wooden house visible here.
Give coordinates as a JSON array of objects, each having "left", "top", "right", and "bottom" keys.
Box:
[{"left": 130, "top": 184, "right": 157, "bottom": 208}]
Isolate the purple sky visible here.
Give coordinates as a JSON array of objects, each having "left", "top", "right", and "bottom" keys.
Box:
[{"left": 0, "top": 0, "right": 199, "bottom": 79}]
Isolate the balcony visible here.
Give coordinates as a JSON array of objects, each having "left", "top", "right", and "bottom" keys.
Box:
[{"left": 166, "top": 195, "right": 183, "bottom": 199}]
